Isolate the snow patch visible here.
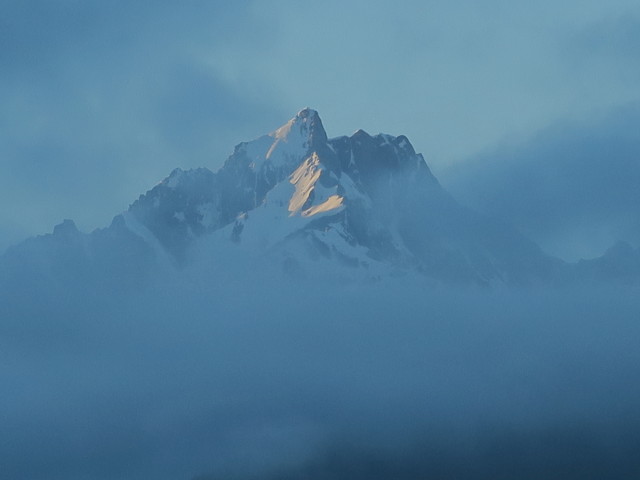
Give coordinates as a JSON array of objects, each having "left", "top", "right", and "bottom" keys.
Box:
[
  {"left": 302, "top": 195, "right": 343, "bottom": 217},
  {"left": 288, "top": 153, "right": 344, "bottom": 218}
]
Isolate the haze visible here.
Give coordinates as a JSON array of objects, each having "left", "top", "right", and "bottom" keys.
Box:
[{"left": 2, "top": 2, "right": 640, "bottom": 480}]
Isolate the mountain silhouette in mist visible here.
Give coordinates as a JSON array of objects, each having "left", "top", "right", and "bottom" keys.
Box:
[{"left": 1, "top": 109, "right": 638, "bottom": 287}]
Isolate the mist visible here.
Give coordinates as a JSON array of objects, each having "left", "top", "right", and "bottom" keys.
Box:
[
  {"left": 442, "top": 103, "right": 640, "bottom": 261},
  {"left": 2, "top": 258, "right": 640, "bottom": 479},
  {"left": 3, "top": 3, "right": 640, "bottom": 477}
]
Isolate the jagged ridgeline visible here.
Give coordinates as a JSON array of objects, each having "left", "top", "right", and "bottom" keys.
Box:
[{"left": 2, "top": 109, "right": 638, "bottom": 287}]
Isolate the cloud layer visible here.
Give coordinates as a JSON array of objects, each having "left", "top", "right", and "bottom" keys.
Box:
[
  {"left": 2, "top": 264, "right": 640, "bottom": 479},
  {"left": 443, "top": 103, "right": 640, "bottom": 260}
]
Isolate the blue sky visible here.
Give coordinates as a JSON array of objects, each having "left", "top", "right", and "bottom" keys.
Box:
[{"left": 2, "top": 0, "right": 640, "bottom": 255}]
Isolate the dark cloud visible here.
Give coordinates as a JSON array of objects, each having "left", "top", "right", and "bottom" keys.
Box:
[
  {"left": 0, "top": 1, "right": 286, "bottom": 252},
  {"left": 149, "top": 61, "right": 283, "bottom": 164},
  {"left": 442, "top": 103, "right": 640, "bottom": 260},
  {"left": 202, "top": 426, "right": 640, "bottom": 480}
]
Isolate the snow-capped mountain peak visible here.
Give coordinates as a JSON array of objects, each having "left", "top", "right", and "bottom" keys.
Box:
[
  {"left": 271, "top": 107, "right": 327, "bottom": 149},
  {"left": 2, "top": 109, "right": 576, "bottom": 285},
  {"left": 228, "top": 107, "right": 327, "bottom": 175},
  {"left": 116, "top": 109, "right": 566, "bottom": 282}
]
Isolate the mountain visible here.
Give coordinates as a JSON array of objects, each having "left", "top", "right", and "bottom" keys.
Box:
[
  {"left": 571, "top": 240, "right": 640, "bottom": 284},
  {"left": 3, "top": 108, "right": 628, "bottom": 288},
  {"left": 124, "top": 108, "right": 564, "bottom": 284}
]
